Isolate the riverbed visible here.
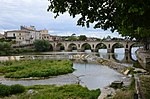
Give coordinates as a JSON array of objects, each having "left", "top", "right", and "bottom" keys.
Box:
[{"left": 0, "top": 47, "right": 139, "bottom": 90}]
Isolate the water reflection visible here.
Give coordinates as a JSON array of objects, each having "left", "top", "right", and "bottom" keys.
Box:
[
  {"left": 73, "top": 63, "right": 124, "bottom": 89},
  {"left": 95, "top": 47, "right": 139, "bottom": 66}
]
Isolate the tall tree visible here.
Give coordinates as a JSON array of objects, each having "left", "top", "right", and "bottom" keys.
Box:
[
  {"left": 48, "top": 0, "right": 150, "bottom": 50},
  {"left": 33, "top": 40, "right": 50, "bottom": 52},
  {"left": 79, "top": 35, "right": 87, "bottom": 41}
]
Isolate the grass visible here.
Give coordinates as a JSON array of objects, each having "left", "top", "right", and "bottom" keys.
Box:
[
  {"left": 0, "top": 60, "right": 74, "bottom": 78},
  {"left": 139, "top": 75, "right": 150, "bottom": 99},
  {"left": 112, "top": 77, "right": 136, "bottom": 99},
  {"left": 1, "top": 84, "right": 100, "bottom": 99}
]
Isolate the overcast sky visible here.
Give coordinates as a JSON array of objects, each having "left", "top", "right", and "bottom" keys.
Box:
[{"left": 0, "top": 0, "right": 121, "bottom": 38}]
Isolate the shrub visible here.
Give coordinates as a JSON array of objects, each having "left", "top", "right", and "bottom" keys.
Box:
[
  {"left": 0, "top": 84, "right": 10, "bottom": 97},
  {"left": 10, "top": 84, "right": 25, "bottom": 94},
  {"left": 0, "top": 60, "right": 74, "bottom": 78}
]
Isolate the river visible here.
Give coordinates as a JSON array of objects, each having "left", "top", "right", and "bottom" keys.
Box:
[{"left": 0, "top": 47, "right": 139, "bottom": 90}]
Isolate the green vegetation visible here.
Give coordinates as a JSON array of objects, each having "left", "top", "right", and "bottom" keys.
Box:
[
  {"left": 0, "top": 60, "right": 74, "bottom": 78},
  {"left": 140, "top": 75, "right": 150, "bottom": 99},
  {"left": 96, "top": 44, "right": 107, "bottom": 49},
  {"left": 112, "top": 90, "right": 134, "bottom": 99},
  {"left": 33, "top": 40, "right": 51, "bottom": 52},
  {"left": 0, "top": 42, "right": 12, "bottom": 55},
  {"left": 133, "top": 61, "right": 143, "bottom": 69},
  {"left": 0, "top": 41, "right": 35, "bottom": 56},
  {"left": 82, "top": 43, "right": 91, "bottom": 50},
  {"left": 79, "top": 35, "right": 87, "bottom": 41},
  {"left": 0, "top": 84, "right": 100, "bottom": 99},
  {"left": 0, "top": 84, "right": 25, "bottom": 97}
]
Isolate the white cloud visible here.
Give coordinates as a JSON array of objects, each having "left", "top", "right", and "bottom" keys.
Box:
[{"left": 0, "top": 0, "right": 121, "bottom": 38}]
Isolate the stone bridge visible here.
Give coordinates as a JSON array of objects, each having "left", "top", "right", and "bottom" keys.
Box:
[{"left": 49, "top": 41, "right": 137, "bottom": 53}]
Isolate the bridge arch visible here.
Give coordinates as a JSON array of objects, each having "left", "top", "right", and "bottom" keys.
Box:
[
  {"left": 56, "top": 43, "right": 65, "bottom": 51},
  {"left": 68, "top": 43, "right": 77, "bottom": 51},
  {"left": 49, "top": 44, "right": 53, "bottom": 51},
  {"left": 95, "top": 43, "right": 107, "bottom": 52},
  {"left": 111, "top": 42, "right": 125, "bottom": 53},
  {"left": 81, "top": 43, "right": 92, "bottom": 51},
  {"left": 129, "top": 42, "right": 142, "bottom": 53}
]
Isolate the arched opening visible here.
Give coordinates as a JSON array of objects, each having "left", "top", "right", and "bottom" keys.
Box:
[
  {"left": 49, "top": 44, "right": 53, "bottom": 51},
  {"left": 112, "top": 43, "right": 125, "bottom": 53},
  {"left": 56, "top": 43, "right": 65, "bottom": 51},
  {"left": 112, "top": 43, "right": 125, "bottom": 61},
  {"left": 130, "top": 43, "right": 143, "bottom": 61},
  {"left": 68, "top": 43, "right": 77, "bottom": 51},
  {"left": 81, "top": 43, "right": 91, "bottom": 52},
  {"left": 95, "top": 43, "right": 107, "bottom": 53}
]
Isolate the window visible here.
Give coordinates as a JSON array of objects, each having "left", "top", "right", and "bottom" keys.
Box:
[{"left": 13, "top": 33, "right": 15, "bottom": 37}]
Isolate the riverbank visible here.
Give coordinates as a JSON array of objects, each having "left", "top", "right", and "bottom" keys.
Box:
[
  {"left": 72, "top": 54, "right": 134, "bottom": 99},
  {"left": 0, "top": 53, "right": 137, "bottom": 99},
  {"left": 72, "top": 54, "right": 128, "bottom": 74}
]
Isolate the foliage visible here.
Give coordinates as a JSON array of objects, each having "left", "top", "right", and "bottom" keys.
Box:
[
  {"left": 112, "top": 77, "right": 135, "bottom": 99},
  {"left": 82, "top": 43, "right": 91, "bottom": 50},
  {"left": 0, "top": 84, "right": 25, "bottom": 97},
  {"left": 133, "top": 61, "right": 143, "bottom": 69},
  {"left": 113, "top": 43, "right": 124, "bottom": 48},
  {"left": 96, "top": 44, "right": 107, "bottom": 49},
  {"left": 33, "top": 40, "right": 50, "bottom": 52},
  {"left": 113, "top": 90, "right": 134, "bottom": 99},
  {"left": 0, "top": 60, "right": 74, "bottom": 78},
  {"left": 10, "top": 84, "right": 25, "bottom": 94},
  {"left": 79, "top": 35, "right": 87, "bottom": 41},
  {"left": 48, "top": 0, "right": 150, "bottom": 49},
  {"left": 0, "top": 84, "right": 10, "bottom": 97},
  {"left": 68, "top": 36, "right": 77, "bottom": 41},
  {"left": 18, "top": 84, "right": 100, "bottom": 99},
  {"left": 0, "top": 42, "right": 12, "bottom": 55}
]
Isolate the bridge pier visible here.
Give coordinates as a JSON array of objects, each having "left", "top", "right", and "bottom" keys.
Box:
[
  {"left": 107, "top": 49, "right": 112, "bottom": 53},
  {"left": 77, "top": 49, "right": 82, "bottom": 52},
  {"left": 125, "top": 48, "right": 130, "bottom": 53}
]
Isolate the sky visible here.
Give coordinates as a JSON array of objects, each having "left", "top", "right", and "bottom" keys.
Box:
[{"left": 0, "top": 0, "right": 121, "bottom": 38}]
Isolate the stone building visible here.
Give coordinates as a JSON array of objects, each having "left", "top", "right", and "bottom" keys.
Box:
[
  {"left": 0, "top": 33, "right": 5, "bottom": 39},
  {"left": 42, "top": 34, "right": 62, "bottom": 41},
  {"left": 5, "top": 26, "right": 43, "bottom": 45}
]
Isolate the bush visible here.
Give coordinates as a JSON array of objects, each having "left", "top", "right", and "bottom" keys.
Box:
[
  {"left": 0, "top": 60, "right": 74, "bottom": 78},
  {"left": 0, "top": 84, "right": 10, "bottom": 97},
  {"left": 0, "top": 84, "right": 25, "bottom": 97},
  {"left": 10, "top": 84, "right": 25, "bottom": 94}
]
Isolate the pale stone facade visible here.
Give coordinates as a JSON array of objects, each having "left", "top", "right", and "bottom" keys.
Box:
[
  {"left": 42, "top": 34, "right": 62, "bottom": 41},
  {"left": 0, "top": 33, "right": 5, "bottom": 39},
  {"left": 5, "top": 26, "right": 43, "bottom": 45}
]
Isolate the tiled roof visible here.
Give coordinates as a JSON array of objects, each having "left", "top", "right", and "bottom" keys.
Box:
[{"left": 6, "top": 30, "right": 30, "bottom": 33}]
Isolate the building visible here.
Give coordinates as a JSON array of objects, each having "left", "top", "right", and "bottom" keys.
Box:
[
  {"left": 0, "top": 33, "right": 5, "bottom": 39},
  {"left": 5, "top": 26, "right": 43, "bottom": 45},
  {"left": 42, "top": 34, "right": 62, "bottom": 41}
]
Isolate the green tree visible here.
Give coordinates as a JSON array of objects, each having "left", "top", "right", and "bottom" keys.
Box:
[
  {"left": 33, "top": 40, "right": 50, "bottom": 52},
  {"left": 68, "top": 34, "right": 77, "bottom": 41},
  {"left": 0, "top": 42, "right": 11, "bottom": 55},
  {"left": 79, "top": 35, "right": 87, "bottom": 41},
  {"left": 48, "top": 0, "right": 150, "bottom": 50}
]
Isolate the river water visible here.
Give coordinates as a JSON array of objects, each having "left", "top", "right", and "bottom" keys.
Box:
[{"left": 0, "top": 47, "right": 139, "bottom": 90}]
